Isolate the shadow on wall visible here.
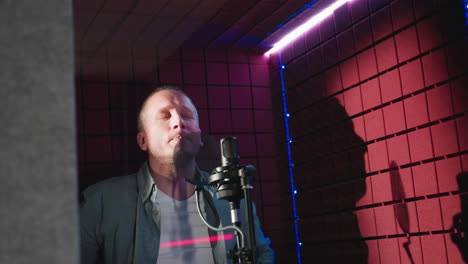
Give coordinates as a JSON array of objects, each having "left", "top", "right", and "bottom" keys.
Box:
[
  {"left": 451, "top": 171, "right": 468, "bottom": 262},
  {"left": 296, "top": 97, "right": 368, "bottom": 262}
]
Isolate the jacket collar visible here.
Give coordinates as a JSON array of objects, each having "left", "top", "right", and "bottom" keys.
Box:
[
  {"left": 136, "top": 161, "right": 208, "bottom": 202},
  {"left": 136, "top": 162, "right": 156, "bottom": 203}
]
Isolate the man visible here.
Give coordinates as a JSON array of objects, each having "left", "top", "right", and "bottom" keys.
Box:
[{"left": 80, "top": 86, "right": 274, "bottom": 263}]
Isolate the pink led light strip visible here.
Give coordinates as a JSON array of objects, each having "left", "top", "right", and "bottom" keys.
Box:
[
  {"left": 264, "top": 0, "right": 353, "bottom": 56},
  {"left": 160, "top": 234, "right": 235, "bottom": 248}
]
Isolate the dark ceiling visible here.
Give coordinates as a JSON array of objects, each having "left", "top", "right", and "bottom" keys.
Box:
[{"left": 73, "top": 0, "right": 332, "bottom": 62}]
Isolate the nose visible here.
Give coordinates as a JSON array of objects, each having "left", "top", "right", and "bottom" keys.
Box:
[{"left": 171, "top": 112, "right": 185, "bottom": 130}]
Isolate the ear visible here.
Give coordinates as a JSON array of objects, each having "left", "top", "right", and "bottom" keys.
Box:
[{"left": 137, "top": 132, "right": 148, "bottom": 151}]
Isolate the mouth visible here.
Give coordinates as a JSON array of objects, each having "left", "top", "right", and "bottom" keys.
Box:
[{"left": 169, "top": 134, "right": 184, "bottom": 143}]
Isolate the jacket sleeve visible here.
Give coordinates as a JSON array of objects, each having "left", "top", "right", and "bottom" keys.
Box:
[
  {"left": 251, "top": 203, "right": 275, "bottom": 264},
  {"left": 79, "top": 186, "right": 103, "bottom": 264}
]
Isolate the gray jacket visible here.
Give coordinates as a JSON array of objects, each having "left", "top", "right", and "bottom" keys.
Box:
[{"left": 80, "top": 162, "right": 274, "bottom": 263}]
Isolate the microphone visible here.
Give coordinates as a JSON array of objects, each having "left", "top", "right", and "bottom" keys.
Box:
[{"left": 220, "top": 137, "right": 240, "bottom": 167}]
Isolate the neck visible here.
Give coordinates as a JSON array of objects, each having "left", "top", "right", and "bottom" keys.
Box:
[{"left": 148, "top": 157, "right": 196, "bottom": 201}]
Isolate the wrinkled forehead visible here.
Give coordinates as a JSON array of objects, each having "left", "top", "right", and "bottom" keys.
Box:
[{"left": 142, "top": 90, "right": 198, "bottom": 117}]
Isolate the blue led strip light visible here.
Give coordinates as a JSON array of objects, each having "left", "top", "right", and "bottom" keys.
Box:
[
  {"left": 465, "top": 0, "right": 468, "bottom": 37},
  {"left": 278, "top": 54, "right": 302, "bottom": 264}
]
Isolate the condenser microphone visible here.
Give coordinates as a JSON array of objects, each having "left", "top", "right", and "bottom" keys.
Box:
[{"left": 220, "top": 137, "right": 240, "bottom": 168}]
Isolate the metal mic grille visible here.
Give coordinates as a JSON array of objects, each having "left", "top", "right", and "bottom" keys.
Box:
[{"left": 221, "top": 137, "right": 239, "bottom": 167}]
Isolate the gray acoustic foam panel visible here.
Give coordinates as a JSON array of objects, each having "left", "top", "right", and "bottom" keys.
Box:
[{"left": 0, "top": 1, "right": 79, "bottom": 263}]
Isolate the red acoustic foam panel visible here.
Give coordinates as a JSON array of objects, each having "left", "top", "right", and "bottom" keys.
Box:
[
  {"left": 435, "top": 157, "right": 462, "bottom": 193},
  {"left": 371, "top": 172, "right": 392, "bottom": 202},
  {"left": 83, "top": 84, "right": 109, "bottom": 108},
  {"left": 395, "top": 26, "right": 419, "bottom": 62},
  {"left": 85, "top": 110, "right": 110, "bottom": 134},
  {"left": 426, "top": 84, "right": 453, "bottom": 121},
  {"left": 86, "top": 136, "right": 112, "bottom": 163},
  {"left": 204, "top": 50, "right": 226, "bottom": 62},
  {"left": 108, "top": 58, "right": 133, "bottom": 83},
  {"left": 133, "top": 59, "right": 158, "bottom": 83},
  {"left": 109, "top": 110, "right": 127, "bottom": 134},
  {"left": 230, "top": 86, "right": 252, "bottom": 108},
  {"left": 337, "top": 29, "right": 356, "bottom": 60},
  {"left": 380, "top": 69, "right": 402, "bottom": 102},
  {"left": 254, "top": 110, "right": 274, "bottom": 132},
  {"left": 227, "top": 51, "right": 249, "bottom": 63},
  {"left": 235, "top": 134, "right": 256, "bottom": 157},
  {"left": 404, "top": 93, "right": 429, "bottom": 128},
  {"left": 350, "top": 0, "right": 370, "bottom": 22},
  {"left": 355, "top": 209, "right": 377, "bottom": 237},
  {"left": 340, "top": 57, "right": 359, "bottom": 88},
  {"left": 374, "top": 205, "right": 397, "bottom": 235},
  {"left": 209, "top": 110, "right": 232, "bottom": 133},
  {"left": 440, "top": 195, "right": 461, "bottom": 230},
  {"left": 456, "top": 115, "right": 468, "bottom": 151},
  {"left": 369, "top": 0, "right": 388, "bottom": 12},
  {"left": 386, "top": 135, "right": 411, "bottom": 165},
  {"left": 412, "top": 162, "right": 438, "bottom": 196},
  {"left": 206, "top": 62, "right": 228, "bottom": 84},
  {"left": 446, "top": 41, "right": 468, "bottom": 78},
  {"left": 335, "top": 3, "right": 352, "bottom": 32},
  {"left": 207, "top": 86, "right": 230, "bottom": 108},
  {"left": 252, "top": 87, "right": 272, "bottom": 109},
  {"left": 445, "top": 233, "right": 467, "bottom": 264},
  {"left": 322, "top": 39, "right": 339, "bottom": 68},
  {"left": 361, "top": 79, "right": 381, "bottom": 110},
  {"left": 183, "top": 62, "right": 206, "bottom": 84},
  {"left": 307, "top": 48, "right": 324, "bottom": 76},
  {"left": 398, "top": 236, "right": 424, "bottom": 264},
  {"left": 395, "top": 201, "right": 419, "bottom": 234},
  {"left": 400, "top": 59, "right": 424, "bottom": 95},
  {"left": 371, "top": 6, "right": 392, "bottom": 41},
  {"left": 421, "top": 234, "right": 448, "bottom": 264},
  {"left": 366, "top": 240, "right": 381, "bottom": 263},
  {"left": 257, "top": 158, "right": 279, "bottom": 181},
  {"left": 357, "top": 48, "right": 378, "bottom": 80},
  {"left": 81, "top": 57, "right": 107, "bottom": 82},
  {"left": 319, "top": 14, "right": 336, "bottom": 41},
  {"left": 231, "top": 110, "right": 253, "bottom": 132},
  {"left": 262, "top": 206, "right": 282, "bottom": 230},
  {"left": 379, "top": 238, "right": 401, "bottom": 264},
  {"left": 344, "top": 86, "right": 363, "bottom": 116},
  {"left": 405, "top": 108, "right": 435, "bottom": 147},
  {"left": 364, "top": 109, "right": 385, "bottom": 141},
  {"left": 292, "top": 34, "right": 309, "bottom": 59},
  {"left": 250, "top": 64, "right": 270, "bottom": 87},
  {"left": 383, "top": 101, "right": 406, "bottom": 135},
  {"left": 355, "top": 176, "right": 373, "bottom": 206},
  {"left": 354, "top": 18, "right": 373, "bottom": 51},
  {"left": 229, "top": 63, "right": 251, "bottom": 86},
  {"left": 417, "top": 198, "right": 444, "bottom": 232},
  {"left": 184, "top": 85, "right": 208, "bottom": 108},
  {"left": 159, "top": 60, "right": 182, "bottom": 85},
  {"left": 422, "top": 49, "right": 449, "bottom": 87},
  {"left": 375, "top": 37, "right": 398, "bottom": 72},
  {"left": 391, "top": 0, "right": 415, "bottom": 31},
  {"left": 261, "top": 182, "right": 281, "bottom": 205},
  {"left": 431, "top": 120, "right": 459, "bottom": 157},
  {"left": 256, "top": 134, "right": 276, "bottom": 156},
  {"left": 417, "top": 14, "right": 444, "bottom": 53}
]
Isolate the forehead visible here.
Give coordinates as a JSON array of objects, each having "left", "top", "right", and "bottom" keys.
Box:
[{"left": 144, "top": 90, "right": 196, "bottom": 113}]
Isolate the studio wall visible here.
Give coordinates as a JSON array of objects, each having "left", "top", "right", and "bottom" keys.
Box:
[
  {"left": 269, "top": 0, "right": 467, "bottom": 263},
  {"left": 76, "top": 47, "right": 282, "bottom": 257}
]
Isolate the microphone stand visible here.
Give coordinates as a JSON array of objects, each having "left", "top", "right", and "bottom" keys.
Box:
[{"left": 207, "top": 137, "right": 257, "bottom": 264}]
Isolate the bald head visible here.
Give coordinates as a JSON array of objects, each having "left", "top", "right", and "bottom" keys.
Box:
[{"left": 137, "top": 86, "right": 198, "bottom": 132}]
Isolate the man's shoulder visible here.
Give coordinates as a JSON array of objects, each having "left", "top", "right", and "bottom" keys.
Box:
[{"left": 82, "top": 173, "right": 138, "bottom": 198}]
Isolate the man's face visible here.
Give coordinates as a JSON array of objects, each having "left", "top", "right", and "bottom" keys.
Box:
[{"left": 137, "top": 90, "right": 202, "bottom": 162}]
